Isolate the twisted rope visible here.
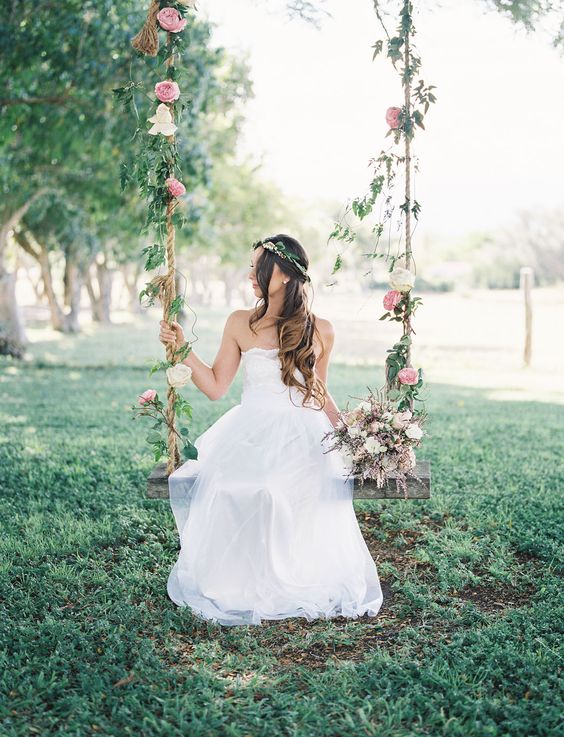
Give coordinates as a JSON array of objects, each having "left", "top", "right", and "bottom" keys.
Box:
[
  {"left": 131, "top": 0, "right": 161, "bottom": 56},
  {"left": 163, "top": 33, "right": 181, "bottom": 475},
  {"left": 132, "top": 5, "right": 182, "bottom": 473},
  {"left": 403, "top": 21, "right": 413, "bottom": 414}
]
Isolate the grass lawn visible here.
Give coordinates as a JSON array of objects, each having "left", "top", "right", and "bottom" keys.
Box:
[{"left": 1, "top": 305, "right": 562, "bottom": 737}]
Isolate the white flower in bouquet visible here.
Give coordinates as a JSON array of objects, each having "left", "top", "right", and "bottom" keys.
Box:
[
  {"left": 364, "top": 436, "right": 388, "bottom": 454},
  {"left": 389, "top": 266, "right": 416, "bottom": 292},
  {"left": 348, "top": 425, "right": 363, "bottom": 437},
  {"left": 381, "top": 410, "right": 394, "bottom": 423},
  {"left": 405, "top": 423, "right": 423, "bottom": 440},
  {"left": 391, "top": 410, "right": 412, "bottom": 430},
  {"left": 355, "top": 400, "right": 373, "bottom": 413},
  {"left": 166, "top": 363, "right": 193, "bottom": 387}
]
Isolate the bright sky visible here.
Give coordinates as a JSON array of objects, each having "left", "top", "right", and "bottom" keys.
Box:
[{"left": 202, "top": 0, "right": 564, "bottom": 239}]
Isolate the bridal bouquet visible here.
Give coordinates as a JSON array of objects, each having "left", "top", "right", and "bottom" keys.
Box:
[{"left": 322, "top": 388, "right": 428, "bottom": 496}]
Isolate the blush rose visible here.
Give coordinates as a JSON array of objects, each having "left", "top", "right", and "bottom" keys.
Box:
[
  {"left": 397, "top": 367, "right": 419, "bottom": 385},
  {"left": 166, "top": 177, "right": 186, "bottom": 197},
  {"left": 386, "top": 106, "right": 402, "bottom": 129},
  {"left": 383, "top": 289, "right": 402, "bottom": 311},
  {"left": 155, "top": 80, "right": 180, "bottom": 103},
  {"left": 138, "top": 389, "right": 157, "bottom": 405},
  {"left": 157, "top": 8, "right": 187, "bottom": 32}
]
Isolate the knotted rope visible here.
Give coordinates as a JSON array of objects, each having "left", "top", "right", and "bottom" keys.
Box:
[{"left": 131, "top": 0, "right": 161, "bottom": 56}]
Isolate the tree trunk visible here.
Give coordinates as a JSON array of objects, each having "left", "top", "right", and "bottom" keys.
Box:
[
  {"left": 63, "top": 259, "right": 83, "bottom": 333},
  {"left": 38, "top": 244, "right": 66, "bottom": 331},
  {"left": 0, "top": 193, "right": 51, "bottom": 355},
  {"left": 13, "top": 228, "right": 66, "bottom": 331},
  {"left": 0, "top": 266, "right": 26, "bottom": 357},
  {"left": 121, "top": 261, "right": 144, "bottom": 314},
  {"left": 86, "top": 257, "right": 112, "bottom": 323}
]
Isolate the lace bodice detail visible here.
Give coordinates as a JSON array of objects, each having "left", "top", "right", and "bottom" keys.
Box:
[
  {"left": 241, "top": 347, "right": 289, "bottom": 390},
  {"left": 240, "top": 347, "right": 308, "bottom": 404}
]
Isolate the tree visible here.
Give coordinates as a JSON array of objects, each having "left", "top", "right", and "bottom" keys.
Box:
[{"left": 0, "top": 0, "right": 252, "bottom": 353}]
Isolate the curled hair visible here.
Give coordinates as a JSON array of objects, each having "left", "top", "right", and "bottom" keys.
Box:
[{"left": 250, "top": 234, "right": 327, "bottom": 411}]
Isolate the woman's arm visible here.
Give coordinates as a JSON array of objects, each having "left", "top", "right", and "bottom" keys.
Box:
[
  {"left": 314, "top": 319, "right": 342, "bottom": 428},
  {"left": 159, "top": 311, "right": 243, "bottom": 401}
]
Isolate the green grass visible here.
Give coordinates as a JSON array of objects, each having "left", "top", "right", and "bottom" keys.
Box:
[{"left": 0, "top": 325, "right": 562, "bottom": 737}]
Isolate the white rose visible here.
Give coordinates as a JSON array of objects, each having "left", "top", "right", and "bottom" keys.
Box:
[
  {"left": 147, "top": 103, "right": 178, "bottom": 137},
  {"left": 405, "top": 423, "right": 423, "bottom": 440},
  {"left": 389, "top": 266, "right": 416, "bottom": 292},
  {"left": 364, "top": 436, "right": 388, "bottom": 454},
  {"left": 391, "top": 410, "right": 412, "bottom": 430},
  {"left": 166, "top": 363, "right": 193, "bottom": 388},
  {"left": 355, "top": 400, "right": 372, "bottom": 413},
  {"left": 348, "top": 425, "right": 363, "bottom": 437}
]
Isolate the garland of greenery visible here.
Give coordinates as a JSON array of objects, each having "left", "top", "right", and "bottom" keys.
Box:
[
  {"left": 113, "top": 1, "right": 198, "bottom": 474},
  {"left": 329, "top": 0, "right": 437, "bottom": 414}
]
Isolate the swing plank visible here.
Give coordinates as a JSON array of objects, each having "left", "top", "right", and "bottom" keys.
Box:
[{"left": 147, "top": 459, "right": 431, "bottom": 499}]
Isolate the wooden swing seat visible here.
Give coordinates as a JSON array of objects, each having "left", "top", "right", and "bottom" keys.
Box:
[{"left": 147, "top": 459, "right": 430, "bottom": 499}]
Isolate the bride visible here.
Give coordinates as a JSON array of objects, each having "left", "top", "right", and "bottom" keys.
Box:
[{"left": 159, "top": 234, "right": 383, "bottom": 626}]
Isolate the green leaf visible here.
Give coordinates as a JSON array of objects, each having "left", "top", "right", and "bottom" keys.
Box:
[
  {"left": 168, "top": 295, "right": 184, "bottom": 320},
  {"left": 149, "top": 359, "right": 173, "bottom": 377},
  {"left": 331, "top": 254, "right": 343, "bottom": 275},
  {"left": 141, "top": 243, "right": 166, "bottom": 271},
  {"left": 182, "top": 442, "right": 198, "bottom": 460},
  {"left": 371, "top": 40, "right": 383, "bottom": 60}
]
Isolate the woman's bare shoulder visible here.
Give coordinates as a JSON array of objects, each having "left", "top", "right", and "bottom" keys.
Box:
[
  {"left": 314, "top": 315, "right": 335, "bottom": 338},
  {"left": 228, "top": 309, "right": 251, "bottom": 320}
]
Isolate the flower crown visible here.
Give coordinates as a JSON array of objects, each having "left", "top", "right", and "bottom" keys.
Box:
[{"left": 252, "top": 239, "right": 311, "bottom": 283}]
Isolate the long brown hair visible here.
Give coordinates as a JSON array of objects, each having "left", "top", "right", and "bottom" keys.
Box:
[{"left": 249, "top": 234, "right": 327, "bottom": 411}]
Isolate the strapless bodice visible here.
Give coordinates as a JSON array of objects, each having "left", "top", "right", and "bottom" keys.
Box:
[{"left": 240, "top": 347, "right": 313, "bottom": 408}]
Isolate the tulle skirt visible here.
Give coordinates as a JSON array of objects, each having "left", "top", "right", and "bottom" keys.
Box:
[{"left": 167, "top": 385, "right": 384, "bottom": 626}]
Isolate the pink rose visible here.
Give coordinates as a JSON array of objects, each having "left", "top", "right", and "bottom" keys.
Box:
[
  {"left": 385, "top": 106, "right": 402, "bottom": 129},
  {"left": 157, "top": 8, "right": 187, "bottom": 33},
  {"left": 166, "top": 177, "right": 186, "bottom": 197},
  {"left": 383, "top": 289, "right": 402, "bottom": 311},
  {"left": 138, "top": 389, "right": 157, "bottom": 405},
  {"left": 155, "top": 80, "right": 180, "bottom": 103},
  {"left": 397, "top": 367, "right": 419, "bottom": 385}
]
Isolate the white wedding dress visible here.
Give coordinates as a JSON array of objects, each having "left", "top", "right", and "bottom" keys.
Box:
[{"left": 167, "top": 346, "right": 384, "bottom": 626}]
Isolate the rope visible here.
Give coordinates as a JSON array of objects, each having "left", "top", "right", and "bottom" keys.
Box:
[
  {"left": 403, "top": 21, "right": 414, "bottom": 413},
  {"left": 131, "top": 0, "right": 161, "bottom": 56},
  {"left": 163, "top": 34, "right": 181, "bottom": 474},
  {"left": 131, "top": 4, "right": 181, "bottom": 473}
]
